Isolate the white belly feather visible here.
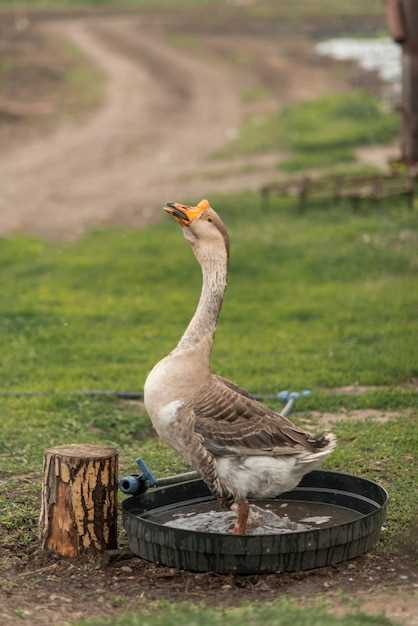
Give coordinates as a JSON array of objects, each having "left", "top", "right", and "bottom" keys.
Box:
[
  {"left": 216, "top": 452, "right": 328, "bottom": 501},
  {"left": 216, "top": 456, "right": 302, "bottom": 500}
]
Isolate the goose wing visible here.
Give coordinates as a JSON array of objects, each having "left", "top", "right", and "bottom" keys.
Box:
[{"left": 192, "top": 375, "right": 325, "bottom": 457}]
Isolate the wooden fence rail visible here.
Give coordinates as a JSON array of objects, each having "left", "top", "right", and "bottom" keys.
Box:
[{"left": 261, "top": 172, "right": 417, "bottom": 211}]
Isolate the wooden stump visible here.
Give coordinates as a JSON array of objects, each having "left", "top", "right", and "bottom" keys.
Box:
[{"left": 39, "top": 444, "right": 118, "bottom": 557}]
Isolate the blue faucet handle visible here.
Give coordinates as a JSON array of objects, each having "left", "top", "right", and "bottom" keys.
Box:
[
  {"left": 277, "top": 390, "right": 290, "bottom": 401},
  {"left": 276, "top": 389, "right": 312, "bottom": 401},
  {"left": 136, "top": 458, "right": 158, "bottom": 488}
]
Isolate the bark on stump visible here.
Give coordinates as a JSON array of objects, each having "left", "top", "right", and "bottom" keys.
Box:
[{"left": 39, "top": 444, "right": 118, "bottom": 557}]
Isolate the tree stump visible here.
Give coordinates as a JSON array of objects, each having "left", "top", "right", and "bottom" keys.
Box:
[{"left": 39, "top": 444, "right": 118, "bottom": 557}]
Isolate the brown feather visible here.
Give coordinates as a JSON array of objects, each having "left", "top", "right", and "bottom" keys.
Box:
[{"left": 189, "top": 375, "right": 325, "bottom": 456}]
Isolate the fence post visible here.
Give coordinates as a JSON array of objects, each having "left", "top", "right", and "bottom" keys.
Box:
[{"left": 387, "top": 0, "right": 418, "bottom": 165}]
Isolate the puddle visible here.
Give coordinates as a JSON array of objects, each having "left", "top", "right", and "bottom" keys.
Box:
[
  {"left": 300, "top": 516, "right": 332, "bottom": 525},
  {"left": 143, "top": 499, "right": 361, "bottom": 535},
  {"left": 165, "top": 505, "right": 311, "bottom": 535},
  {"left": 316, "top": 37, "right": 401, "bottom": 90}
]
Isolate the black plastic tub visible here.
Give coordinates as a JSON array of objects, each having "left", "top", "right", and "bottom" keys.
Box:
[{"left": 122, "top": 470, "right": 388, "bottom": 574}]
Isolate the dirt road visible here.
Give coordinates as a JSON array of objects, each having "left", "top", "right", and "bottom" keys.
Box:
[
  {"left": 0, "top": 18, "right": 240, "bottom": 237},
  {"left": 0, "top": 16, "right": 358, "bottom": 239}
]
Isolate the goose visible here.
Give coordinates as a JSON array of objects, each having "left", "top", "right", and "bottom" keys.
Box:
[{"left": 144, "top": 199, "right": 336, "bottom": 534}]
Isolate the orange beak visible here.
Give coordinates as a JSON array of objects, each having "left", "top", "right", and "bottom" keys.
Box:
[{"left": 164, "top": 199, "right": 210, "bottom": 226}]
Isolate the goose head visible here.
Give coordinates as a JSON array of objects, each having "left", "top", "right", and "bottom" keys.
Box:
[{"left": 164, "top": 199, "right": 229, "bottom": 263}]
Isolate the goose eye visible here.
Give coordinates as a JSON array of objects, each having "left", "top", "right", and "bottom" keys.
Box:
[{"left": 207, "top": 218, "right": 213, "bottom": 223}]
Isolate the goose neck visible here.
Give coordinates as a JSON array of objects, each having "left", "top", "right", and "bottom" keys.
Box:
[{"left": 176, "top": 252, "right": 228, "bottom": 354}]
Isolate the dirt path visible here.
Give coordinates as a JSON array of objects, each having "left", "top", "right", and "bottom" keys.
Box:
[
  {"left": 0, "top": 19, "right": 236, "bottom": 237},
  {"left": 0, "top": 16, "right": 360, "bottom": 239},
  {"left": 0, "top": 18, "right": 289, "bottom": 239}
]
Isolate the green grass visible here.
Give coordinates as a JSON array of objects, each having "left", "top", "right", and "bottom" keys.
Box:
[
  {"left": 219, "top": 92, "right": 399, "bottom": 172},
  {"left": 77, "top": 600, "right": 397, "bottom": 626},
  {"left": 1, "top": 395, "right": 417, "bottom": 549},
  {"left": 0, "top": 193, "right": 417, "bottom": 554},
  {"left": 60, "top": 39, "right": 106, "bottom": 117},
  {"left": 1, "top": 193, "right": 416, "bottom": 393},
  {"left": 280, "top": 147, "right": 356, "bottom": 173},
  {"left": 241, "top": 86, "right": 273, "bottom": 104}
]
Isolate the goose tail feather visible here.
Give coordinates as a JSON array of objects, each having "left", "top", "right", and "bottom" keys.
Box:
[{"left": 297, "top": 432, "right": 337, "bottom": 465}]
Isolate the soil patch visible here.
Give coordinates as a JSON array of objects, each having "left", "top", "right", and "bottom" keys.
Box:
[
  {"left": 0, "top": 19, "right": 104, "bottom": 153},
  {"left": 352, "top": 591, "right": 418, "bottom": 626},
  {"left": 300, "top": 409, "right": 413, "bottom": 429},
  {"left": 1, "top": 543, "right": 417, "bottom": 626},
  {"left": 323, "top": 381, "right": 418, "bottom": 395}
]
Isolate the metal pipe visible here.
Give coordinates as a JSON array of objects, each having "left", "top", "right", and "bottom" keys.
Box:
[
  {"left": 156, "top": 471, "right": 200, "bottom": 487},
  {"left": 281, "top": 397, "right": 296, "bottom": 417}
]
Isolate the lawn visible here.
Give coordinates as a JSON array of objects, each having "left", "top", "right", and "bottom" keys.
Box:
[
  {"left": 218, "top": 92, "right": 399, "bottom": 172},
  {"left": 0, "top": 192, "right": 416, "bottom": 394},
  {"left": 0, "top": 193, "right": 417, "bottom": 624},
  {"left": 1, "top": 192, "right": 417, "bottom": 543},
  {"left": 78, "top": 599, "right": 397, "bottom": 626}
]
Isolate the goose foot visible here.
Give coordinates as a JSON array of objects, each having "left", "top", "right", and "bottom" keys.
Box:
[{"left": 232, "top": 500, "right": 249, "bottom": 535}]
